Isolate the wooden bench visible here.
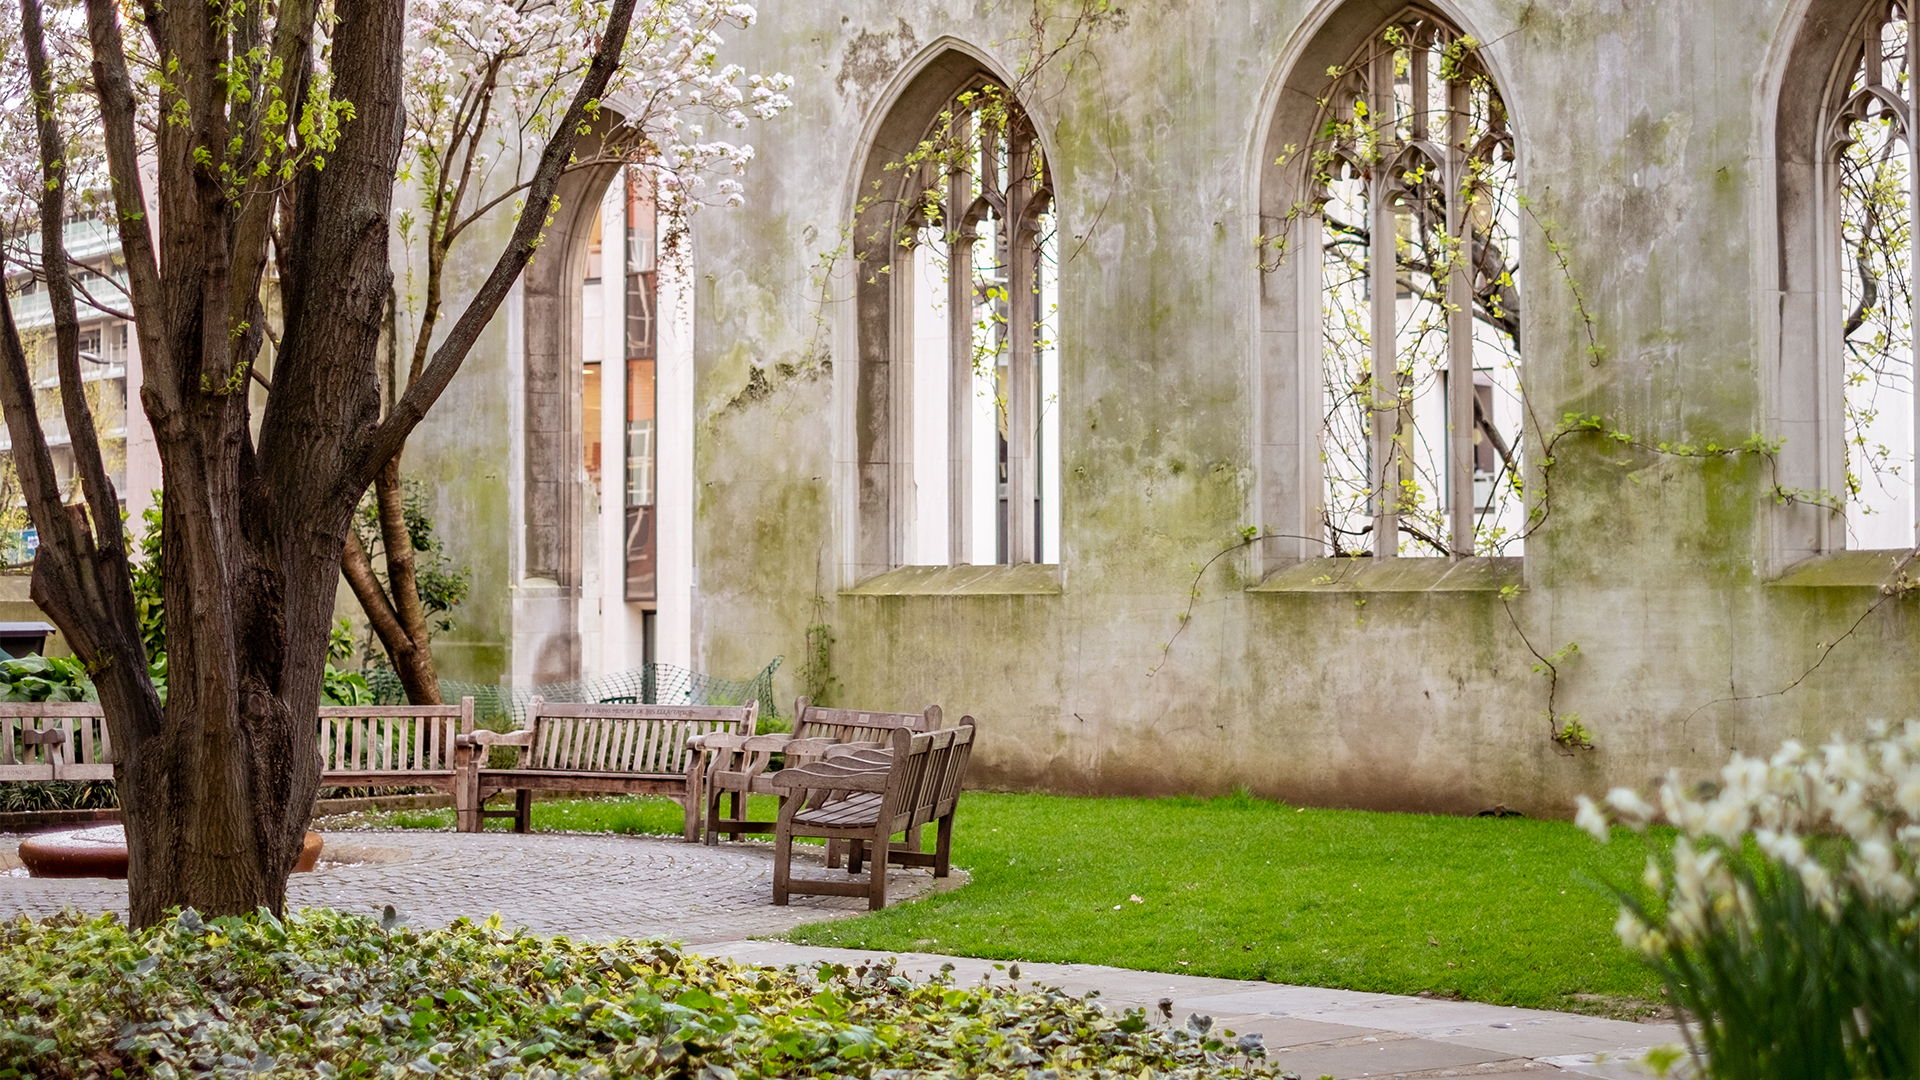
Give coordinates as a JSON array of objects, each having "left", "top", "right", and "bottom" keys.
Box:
[
  {"left": 461, "top": 697, "right": 757, "bottom": 838},
  {"left": 0, "top": 703, "right": 114, "bottom": 782},
  {"left": 3, "top": 700, "right": 479, "bottom": 822},
  {"left": 317, "top": 699, "right": 477, "bottom": 827},
  {"left": 771, "top": 720, "right": 975, "bottom": 910},
  {"left": 694, "top": 698, "right": 942, "bottom": 846}
]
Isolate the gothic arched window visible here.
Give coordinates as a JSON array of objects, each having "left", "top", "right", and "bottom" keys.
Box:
[
  {"left": 1830, "top": 4, "right": 1918, "bottom": 549},
  {"left": 1274, "top": 10, "right": 1524, "bottom": 559},
  {"left": 852, "top": 64, "right": 1059, "bottom": 576}
]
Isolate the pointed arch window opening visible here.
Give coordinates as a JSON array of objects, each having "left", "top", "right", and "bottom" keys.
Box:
[
  {"left": 1312, "top": 15, "right": 1525, "bottom": 558},
  {"left": 1832, "top": 3, "right": 1920, "bottom": 550},
  {"left": 899, "top": 85, "right": 1059, "bottom": 566}
]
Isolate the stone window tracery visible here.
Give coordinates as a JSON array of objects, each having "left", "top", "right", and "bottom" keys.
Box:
[
  {"left": 1301, "top": 13, "right": 1524, "bottom": 558},
  {"left": 857, "top": 75, "right": 1059, "bottom": 571},
  {"left": 1830, "top": 2, "right": 1919, "bottom": 549}
]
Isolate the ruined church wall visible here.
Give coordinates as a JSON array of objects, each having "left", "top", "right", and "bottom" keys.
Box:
[{"left": 683, "top": 0, "right": 1919, "bottom": 815}]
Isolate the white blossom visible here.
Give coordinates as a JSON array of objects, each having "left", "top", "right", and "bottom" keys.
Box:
[
  {"left": 1579, "top": 721, "right": 1920, "bottom": 953},
  {"left": 1575, "top": 794, "right": 1609, "bottom": 842}
]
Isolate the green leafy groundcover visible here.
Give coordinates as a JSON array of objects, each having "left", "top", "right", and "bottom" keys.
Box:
[{"left": 0, "top": 907, "right": 1291, "bottom": 1079}]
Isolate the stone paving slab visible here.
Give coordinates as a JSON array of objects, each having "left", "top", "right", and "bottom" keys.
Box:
[
  {"left": 697, "top": 942, "right": 1684, "bottom": 1079},
  {"left": 1, "top": 830, "right": 947, "bottom": 943}
]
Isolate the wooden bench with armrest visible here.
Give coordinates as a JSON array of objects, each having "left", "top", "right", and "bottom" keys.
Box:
[
  {"left": 771, "top": 719, "right": 975, "bottom": 910},
  {"left": 458, "top": 698, "right": 757, "bottom": 838},
  {"left": 690, "top": 699, "right": 941, "bottom": 847}
]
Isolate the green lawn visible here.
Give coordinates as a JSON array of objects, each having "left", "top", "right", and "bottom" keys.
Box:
[{"left": 326, "top": 791, "right": 1667, "bottom": 1016}]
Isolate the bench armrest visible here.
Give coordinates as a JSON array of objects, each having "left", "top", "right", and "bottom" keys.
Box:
[
  {"left": 20, "top": 728, "right": 67, "bottom": 747},
  {"left": 458, "top": 729, "right": 535, "bottom": 749},
  {"left": 777, "top": 736, "right": 841, "bottom": 760},
  {"left": 688, "top": 732, "right": 747, "bottom": 752},
  {"left": 823, "top": 741, "right": 886, "bottom": 760}
]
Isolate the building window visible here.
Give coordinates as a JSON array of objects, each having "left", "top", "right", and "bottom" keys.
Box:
[
  {"left": 1831, "top": 4, "right": 1918, "bottom": 549},
  {"left": 1299, "top": 13, "right": 1523, "bottom": 558},
  {"left": 624, "top": 168, "right": 658, "bottom": 603}
]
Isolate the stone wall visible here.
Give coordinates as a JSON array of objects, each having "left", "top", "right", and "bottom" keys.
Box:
[{"left": 674, "top": 0, "right": 1920, "bottom": 817}]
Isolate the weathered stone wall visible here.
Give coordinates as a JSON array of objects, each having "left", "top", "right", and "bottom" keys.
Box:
[{"left": 673, "top": 0, "right": 1920, "bottom": 818}]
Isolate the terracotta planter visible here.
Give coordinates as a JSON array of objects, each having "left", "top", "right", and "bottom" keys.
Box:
[{"left": 19, "top": 825, "right": 325, "bottom": 879}]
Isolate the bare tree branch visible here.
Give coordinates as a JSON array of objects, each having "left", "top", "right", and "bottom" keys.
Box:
[
  {"left": 25, "top": 0, "right": 125, "bottom": 564},
  {"left": 82, "top": 0, "right": 169, "bottom": 418}
]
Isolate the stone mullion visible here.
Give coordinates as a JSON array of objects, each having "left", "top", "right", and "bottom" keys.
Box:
[
  {"left": 1446, "top": 74, "right": 1475, "bottom": 558},
  {"left": 948, "top": 109, "right": 977, "bottom": 566},
  {"left": 889, "top": 192, "right": 916, "bottom": 568},
  {"left": 1005, "top": 124, "right": 1038, "bottom": 565},
  {"left": 1368, "top": 45, "right": 1400, "bottom": 557}
]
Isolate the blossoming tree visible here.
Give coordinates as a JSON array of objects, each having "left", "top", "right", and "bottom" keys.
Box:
[{"left": 0, "top": 0, "right": 787, "bottom": 925}]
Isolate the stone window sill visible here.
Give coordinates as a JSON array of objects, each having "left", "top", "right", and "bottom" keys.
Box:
[
  {"left": 1768, "top": 550, "right": 1915, "bottom": 588},
  {"left": 1248, "top": 556, "right": 1523, "bottom": 594},
  {"left": 842, "top": 563, "right": 1063, "bottom": 596}
]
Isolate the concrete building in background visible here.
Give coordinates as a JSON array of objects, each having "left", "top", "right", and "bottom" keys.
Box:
[{"left": 0, "top": 219, "right": 161, "bottom": 571}]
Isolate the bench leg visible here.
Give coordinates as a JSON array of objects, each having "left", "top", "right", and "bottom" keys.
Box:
[
  {"left": 772, "top": 830, "right": 792, "bottom": 906},
  {"left": 826, "top": 838, "right": 844, "bottom": 869},
  {"left": 703, "top": 785, "right": 722, "bottom": 846},
  {"left": 513, "top": 789, "right": 533, "bottom": 833},
  {"left": 934, "top": 812, "right": 954, "bottom": 878},
  {"left": 868, "top": 824, "right": 890, "bottom": 910},
  {"left": 681, "top": 765, "right": 701, "bottom": 844},
  {"left": 847, "top": 838, "right": 864, "bottom": 874}
]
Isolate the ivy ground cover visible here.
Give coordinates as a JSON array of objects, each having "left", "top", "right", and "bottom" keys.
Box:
[
  {"left": 335, "top": 791, "right": 1669, "bottom": 1016},
  {"left": 0, "top": 907, "right": 1284, "bottom": 1078}
]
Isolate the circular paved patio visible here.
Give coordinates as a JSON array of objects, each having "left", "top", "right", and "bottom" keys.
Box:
[{"left": 0, "top": 830, "right": 954, "bottom": 942}]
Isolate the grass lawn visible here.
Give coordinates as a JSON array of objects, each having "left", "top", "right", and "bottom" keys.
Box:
[{"left": 326, "top": 791, "right": 1667, "bottom": 1016}]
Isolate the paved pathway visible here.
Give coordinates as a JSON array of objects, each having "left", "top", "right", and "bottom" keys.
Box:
[
  {"left": 1, "top": 830, "right": 946, "bottom": 943},
  {"left": 2, "top": 829, "right": 1681, "bottom": 1077}
]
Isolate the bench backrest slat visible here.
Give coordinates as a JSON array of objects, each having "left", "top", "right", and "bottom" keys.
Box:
[
  {"left": 520, "top": 698, "right": 756, "bottom": 774},
  {"left": 317, "top": 699, "right": 474, "bottom": 776},
  {"left": 60, "top": 712, "right": 114, "bottom": 780},
  {"left": 881, "top": 722, "right": 976, "bottom": 835},
  {"left": 792, "top": 698, "right": 940, "bottom": 746}
]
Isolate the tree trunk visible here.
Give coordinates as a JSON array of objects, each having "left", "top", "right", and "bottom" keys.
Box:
[
  {"left": 0, "top": 0, "right": 636, "bottom": 925},
  {"left": 340, "top": 457, "right": 444, "bottom": 705},
  {"left": 100, "top": 0, "right": 400, "bottom": 923}
]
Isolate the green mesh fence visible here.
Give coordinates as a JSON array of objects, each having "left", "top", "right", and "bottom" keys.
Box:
[{"left": 367, "top": 657, "right": 781, "bottom": 729}]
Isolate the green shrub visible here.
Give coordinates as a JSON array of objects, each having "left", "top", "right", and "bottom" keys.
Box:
[
  {"left": 1579, "top": 724, "right": 1920, "bottom": 1079},
  {"left": 0, "top": 654, "right": 95, "bottom": 703},
  {"left": 0, "top": 780, "right": 116, "bottom": 812},
  {"left": 0, "top": 906, "right": 1285, "bottom": 1079}
]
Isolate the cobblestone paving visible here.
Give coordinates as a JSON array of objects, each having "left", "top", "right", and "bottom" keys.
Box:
[{"left": 0, "top": 830, "right": 948, "bottom": 943}]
